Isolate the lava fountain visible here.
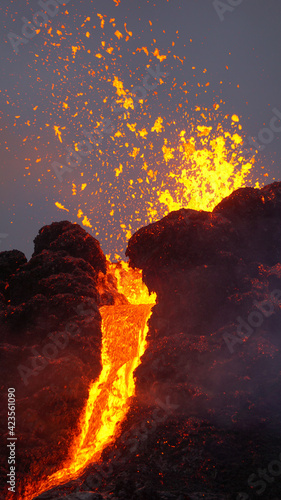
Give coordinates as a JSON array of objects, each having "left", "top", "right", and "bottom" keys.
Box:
[
  {"left": 15, "top": 108, "right": 264, "bottom": 500},
  {"left": 18, "top": 262, "right": 156, "bottom": 500}
]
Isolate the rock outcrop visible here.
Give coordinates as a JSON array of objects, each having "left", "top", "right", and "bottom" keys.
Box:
[{"left": 126, "top": 182, "right": 281, "bottom": 429}]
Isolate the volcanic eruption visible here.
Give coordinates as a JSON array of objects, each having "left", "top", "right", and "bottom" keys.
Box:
[
  {"left": 2, "top": 181, "right": 281, "bottom": 500},
  {"left": 3, "top": 1, "right": 281, "bottom": 498}
]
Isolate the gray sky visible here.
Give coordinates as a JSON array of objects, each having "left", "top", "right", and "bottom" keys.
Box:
[{"left": 1, "top": 0, "right": 281, "bottom": 259}]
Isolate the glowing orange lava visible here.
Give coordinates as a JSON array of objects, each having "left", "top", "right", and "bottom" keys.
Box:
[{"left": 18, "top": 263, "right": 156, "bottom": 500}]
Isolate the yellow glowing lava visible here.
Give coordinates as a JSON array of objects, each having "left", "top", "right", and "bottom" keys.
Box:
[{"left": 145, "top": 108, "right": 259, "bottom": 221}]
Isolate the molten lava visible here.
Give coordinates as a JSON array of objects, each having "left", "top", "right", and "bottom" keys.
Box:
[
  {"left": 146, "top": 111, "right": 260, "bottom": 221},
  {"left": 19, "top": 262, "right": 156, "bottom": 500}
]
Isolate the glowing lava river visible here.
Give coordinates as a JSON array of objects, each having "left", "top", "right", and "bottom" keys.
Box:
[{"left": 19, "top": 262, "right": 156, "bottom": 500}]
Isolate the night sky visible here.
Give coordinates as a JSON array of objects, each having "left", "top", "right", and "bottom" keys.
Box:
[{"left": 1, "top": 0, "right": 281, "bottom": 260}]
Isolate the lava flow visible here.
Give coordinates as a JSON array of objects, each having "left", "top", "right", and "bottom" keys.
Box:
[{"left": 19, "top": 262, "right": 156, "bottom": 500}]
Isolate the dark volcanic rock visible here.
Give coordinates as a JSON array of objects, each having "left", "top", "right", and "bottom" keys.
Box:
[
  {"left": 0, "top": 249, "right": 27, "bottom": 304},
  {"left": 125, "top": 182, "right": 281, "bottom": 427},
  {"left": 33, "top": 220, "right": 106, "bottom": 274},
  {"left": 8, "top": 250, "right": 100, "bottom": 306},
  {"left": 0, "top": 249, "right": 27, "bottom": 281},
  {"left": 127, "top": 183, "right": 281, "bottom": 292}
]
